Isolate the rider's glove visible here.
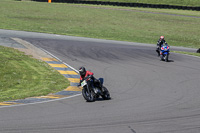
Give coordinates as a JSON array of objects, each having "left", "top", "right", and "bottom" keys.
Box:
[{"left": 77, "top": 83, "right": 81, "bottom": 87}]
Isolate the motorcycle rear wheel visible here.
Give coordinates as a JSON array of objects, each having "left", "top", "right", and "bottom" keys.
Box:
[{"left": 101, "top": 86, "right": 111, "bottom": 100}]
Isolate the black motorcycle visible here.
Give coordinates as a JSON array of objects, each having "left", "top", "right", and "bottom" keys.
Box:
[{"left": 80, "top": 75, "right": 110, "bottom": 102}]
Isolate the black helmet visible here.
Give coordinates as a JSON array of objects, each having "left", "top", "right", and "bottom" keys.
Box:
[{"left": 79, "top": 67, "right": 86, "bottom": 76}]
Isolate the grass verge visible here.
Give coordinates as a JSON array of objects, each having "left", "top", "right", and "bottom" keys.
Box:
[
  {"left": 172, "top": 51, "right": 200, "bottom": 57},
  {"left": 0, "top": 1, "right": 200, "bottom": 48},
  {"left": 0, "top": 46, "right": 70, "bottom": 102}
]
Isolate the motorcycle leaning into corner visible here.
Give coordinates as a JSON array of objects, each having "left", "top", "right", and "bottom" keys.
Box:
[
  {"left": 160, "top": 44, "right": 170, "bottom": 62},
  {"left": 79, "top": 75, "right": 111, "bottom": 102}
]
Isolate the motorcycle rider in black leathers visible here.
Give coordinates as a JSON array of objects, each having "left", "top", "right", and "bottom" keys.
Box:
[
  {"left": 156, "top": 36, "right": 168, "bottom": 56},
  {"left": 78, "top": 67, "right": 103, "bottom": 92}
]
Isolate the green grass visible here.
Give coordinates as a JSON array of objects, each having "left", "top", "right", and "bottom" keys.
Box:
[
  {"left": 86, "top": 0, "right": 200, "bottom": 7},
  {"left": 172, "top": 51, "right": 200, "bottom": 57},
  {"left": 1, "top": 1, "right": 200, "bottom": 49},
  {"left": 1, "top": 0, "right": 200, "bottom": 49},
  {"left": 0, "top": 46, "right": 70, "bottom": 102}
]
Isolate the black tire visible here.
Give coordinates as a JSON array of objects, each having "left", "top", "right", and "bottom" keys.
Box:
[
  {"left": 165, "top": 54, "right": 169, "bottom": 62},
  {"left": 101, "top": 86, "right": 111, "bottom": 100},
  {"left": 160, "top": 55, "right": 164, "bottom": 61},
  {"left": 95, "top": 94, "right": 100, "bottom": 99},
  {"left": 82, "top": 88, "right": 95, "bottom": 102}
]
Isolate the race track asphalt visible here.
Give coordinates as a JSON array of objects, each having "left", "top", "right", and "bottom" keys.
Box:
[{"left": 0, "top": 29, "right": 200, "bottom": 133}]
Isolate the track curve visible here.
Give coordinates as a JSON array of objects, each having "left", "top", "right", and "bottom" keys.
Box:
[{"left": 0, "top": 29, "right": 200, "bottom": 133}]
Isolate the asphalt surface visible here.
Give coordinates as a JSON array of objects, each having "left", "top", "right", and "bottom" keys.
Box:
[{"left": 0, "top": 29, "right": 200, "bottom": 133}]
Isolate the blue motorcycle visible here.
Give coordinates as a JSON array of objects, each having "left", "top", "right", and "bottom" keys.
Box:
[{"left": 160, "top": 44, "right": 170, "bottom": 62}]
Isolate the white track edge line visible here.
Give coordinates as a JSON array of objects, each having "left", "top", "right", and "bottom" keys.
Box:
[{"left": 40, "top": 48, "right": 79, "bottom": 73}]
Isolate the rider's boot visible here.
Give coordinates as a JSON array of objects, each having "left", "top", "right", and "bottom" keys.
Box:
[
  {"left": 97, "top": 80, "right": 104, "bottom": 93},
  {"left": 156, "top": 49, "right": 160, "bottom": 56}
]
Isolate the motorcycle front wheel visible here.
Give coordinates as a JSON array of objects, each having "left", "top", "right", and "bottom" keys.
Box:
[
  {"left": 82, "top": 88, "right": 95, "bottom": 102},
  {"left": 165, "top": 54, "right": 169, "bottom": 62}
]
